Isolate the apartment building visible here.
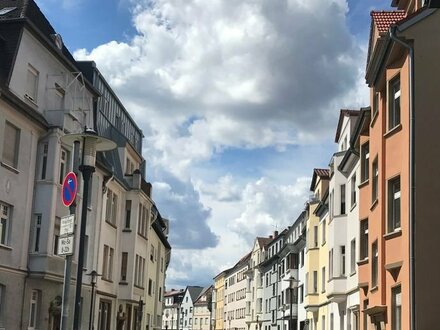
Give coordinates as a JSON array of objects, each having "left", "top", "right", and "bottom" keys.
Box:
[
  {"left": 214, "top": 271, "right": 228, "bottom": 330},
  {"left": 224, "top": 253, "right": 250, "bottom": 330},
  {"left": 0, "top": 1, "right": 171, "bottom": 329},
  {"left": 244, "top": 236, "right": 272, "bottom": 330},
  {"left": 180, "top": 286, "right": 204, "bottom": 330},
  {"left": 326, "top": 110, "right": 361, "bottom": 330},
  {"left": 193, "top": 286, "right": 214, "bottom": 330},
  {"left": 304, "top": 169, "right": 329, "bottom": 330},
  {"left": 163, "top": 289, "right": 185, "bottom": 330},
  {"left": 358, "top": 0, "right": 440, "bottom": 329}
]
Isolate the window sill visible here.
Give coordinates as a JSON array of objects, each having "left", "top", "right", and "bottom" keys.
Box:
[
  {"left": 105, "top": 220, "right": 117, "bottom": 229},
  {"left": 370, "top": 285, "right": 379, "bottom": 293},
  {"left": 138, "top": 233, "right": 148, "bottom": 241},
  {"left": 359, "top": 179, "right": 369, "bottom": 189},
  {"left": 370, "top": 110, "right": 379, "bottom": 128},
  {"left": 370, "top": 198, "right": 379, "bottom": 211},
  {"left": 134, "top": 284, "right": 145, "bottom": 290},
  {"left": 357, "top": 258, "right": 369, "bottom": 266},
  {"left": 101, "top": 278, "right": 113, "bottom": 283},
  {"left": 0, "top": 244, "right": 12, "bottom": 251},
  {"left": 24, "top": 94, "right": 38, "bottom": 107},
  {"left": 119, "top": 281, "right": 128, "bottom": 286},
  {"left": 350, "top": 203, "right": 357, "bottom": 212},
  {"left": 1, "top": 161, "right": 19, "bottom": 174},
  {"left": 122, "top": 228, "right": 132, "bottom": 233},
  {"left": 384, "top": 229, "right": 402, "bottom": 240},
  {"left": 384, "top": 124, "right": 402, "bottom": 139}
]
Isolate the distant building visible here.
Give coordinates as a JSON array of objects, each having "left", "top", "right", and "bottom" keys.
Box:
[
  {"left": 181, "top": 286, "right": 205, "bottom": 330},
  {"left": 193, "top": 286, "right": 214, "bottom": 330},
  {"left": 163, "top": 289, "right": 185, "bottom": 330}
]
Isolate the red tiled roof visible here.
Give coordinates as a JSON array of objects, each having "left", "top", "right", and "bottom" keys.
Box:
[
  {"left": 314, "top": 168, "right": 330, "bottom": 178},
  {"left": 257, "top": 237, "right": 272, "bottom": 248},
  {"left": 371, "top": 10, "right": 406, "bottom": 33}
]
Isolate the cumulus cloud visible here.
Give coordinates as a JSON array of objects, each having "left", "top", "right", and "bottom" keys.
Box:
[
  {"left": 74, "top": 0, "right": 367, "bottom": 177},
  {"left": 151, "top": 169, "right": 219, "bottom": 249},
  {"left": 229, "top": 177, "right": 310, "bottom": 243},
  {"left": 72, "top": 0, "right": 370, "bottom": 287}
]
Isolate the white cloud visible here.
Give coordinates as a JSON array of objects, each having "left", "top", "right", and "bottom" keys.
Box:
[{"left": 72, "top": 0, "right": 370, "bottom": 287}]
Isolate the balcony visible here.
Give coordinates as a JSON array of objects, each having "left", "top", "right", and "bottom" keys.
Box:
[{"left": 326, "top": 277, "right": 347, "bottom": 303}]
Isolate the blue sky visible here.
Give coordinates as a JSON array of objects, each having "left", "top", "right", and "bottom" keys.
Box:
[{"left": 36, "top": 0, "right": 394, "bottom": 288}]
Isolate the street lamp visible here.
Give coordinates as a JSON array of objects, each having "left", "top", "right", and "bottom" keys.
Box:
[
  {"left": 87, "top": 270, "right": 101, "bottom": 330},
  {"left": 61, "top": 128, "right": 116, "bottom": 330},
  {"left": 284, "top": 277, "right": 299, "bottom": 330}
]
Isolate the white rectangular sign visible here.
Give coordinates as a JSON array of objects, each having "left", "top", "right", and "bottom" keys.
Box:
[
  {"left": 58, "top": 235, "right": 74, "bottom": 256},
  {"left": 60, "top": 214, "right": 75, "bottom": 236}
]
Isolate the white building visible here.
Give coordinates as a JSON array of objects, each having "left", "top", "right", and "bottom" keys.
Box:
[
  {"left": 163, "top": 289, "right": 185, "bottom": 330},
  {"left": 181, "top": 286, "right": 204, "bottom": 330},
  {"left": 326, "top": 110, "right": 361, "bottom": 330}
]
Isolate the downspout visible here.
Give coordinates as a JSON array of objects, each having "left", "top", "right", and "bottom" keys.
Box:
[{"left": 389, "top": 25, "right": 415, "bottom": 330}]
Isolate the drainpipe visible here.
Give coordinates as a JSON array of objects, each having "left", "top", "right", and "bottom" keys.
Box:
[{"left": 389, "top": 25, "right": 415, "bottom": 330}]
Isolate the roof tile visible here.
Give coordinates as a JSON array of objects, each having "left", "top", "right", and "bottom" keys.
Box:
[{"left": 371, "top": 10, "right": 407, "bottom": 33}]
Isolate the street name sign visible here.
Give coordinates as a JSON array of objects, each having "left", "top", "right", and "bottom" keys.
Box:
[
  {"left": 58, "top": 235, "right": 74, "bottom": 256},
  {"left": 62, "top": 172, "right": 78, "bottom": 207},
  {"left": 60, "top": 214, "right": 75, "bottom": 236}
]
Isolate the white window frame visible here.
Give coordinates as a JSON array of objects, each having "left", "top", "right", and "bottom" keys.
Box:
[
  {"left": 0, "top": 203, "right": 11, "bottom": 246},
  {"left": 28, "top": 289, "right": 40, "bottom": 329}
]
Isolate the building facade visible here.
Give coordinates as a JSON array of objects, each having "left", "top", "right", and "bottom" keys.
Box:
[
  {"left": 180, "top": 286, "right": 204, "bottom": 330},
  {"left": 163, "top": 289, "right": 185, "bottom": 330},
  {"left": 193, "top": 286, "right": 214, "bottom": 330}
]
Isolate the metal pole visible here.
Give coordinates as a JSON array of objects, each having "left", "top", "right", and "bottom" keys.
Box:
[
  {"left": 73, "top": 163, "right": 95, "bottom": 330},
  {"left": 61, "top": 140, "right": 80, "bottom": 330},
  {"left": 88, "top": 279, "right": 95, "bottom": 330}
]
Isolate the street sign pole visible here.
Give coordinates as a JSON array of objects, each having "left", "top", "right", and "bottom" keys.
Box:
[{"left": 61, "top": 140, "right": 80, "bottom": 330}]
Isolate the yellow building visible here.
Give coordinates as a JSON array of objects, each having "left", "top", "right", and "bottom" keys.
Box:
[
  {"left": 214, "top": 270, "right": 227, "bottom": 330},
  {"left": 304, "top": 169, "right": 330, "bottom": 329}
]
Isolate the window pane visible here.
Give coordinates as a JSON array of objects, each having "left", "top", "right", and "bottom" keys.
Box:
[{"left": 2, "top": 122, "right": 20, "bottom": 167}]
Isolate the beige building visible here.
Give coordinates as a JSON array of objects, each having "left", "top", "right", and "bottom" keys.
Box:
[
  {"left": 214, "top": 271, "right": 228, "bottom": 330},
  {"left": 193, "top": 286, "right": 214, "bottom": 330}
]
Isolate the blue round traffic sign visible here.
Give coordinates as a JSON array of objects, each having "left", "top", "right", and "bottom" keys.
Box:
[{"left": 62, "top": 172, "right": 78, "bottom": 207}]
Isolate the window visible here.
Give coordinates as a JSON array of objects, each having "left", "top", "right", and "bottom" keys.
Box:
[
  {"left": 388, "top": 177, "right": 401, "bottom": 232},
  {"left": 150, "top": 244, "right": 155, "bottom": 262},
  {"left": 53, "top": 217, "right": 60, "bottom": 255},
  {"left": 148, "top": 279, "right": 153, "bottom": 295},
  {"left": 350, "top": 239, "right": 356, "bottom": 274},
  {"left": 98, "top": 300, "right": 111, "bottom": 330},
  {"left": 121, "top": 252, "right": 128, "bottom": 282},
  {"left": 322, "top": 220, "right": 326, "bottom": 245},
  {"left": 2, "top": 121, "right": 20, "bottom": 168},
  {"left": 372, "top": 241, "right": 378, "bottom": 287},
  {"left": 28, "top": 290, "right": 40, "bottom": 329},
  {"left": 322, "top": 315, "right": 325, "bottom": 330},
  {"left": 363, "top": 300, "right": 369, "bottom": 330},
  {"left": 321, "top": 267, "right": 326, "bottom": 293},
  {"left": 313, "top": 271, "right": 318, "bottom": 293},
  {"left": 125, "top": 200, "right": 132, "bottom": 229},
  {"left": 329, "top": 190, "right": 334, "bottom": 220},
  {"left": 360, "top": 220, "right": 369, "bottom": 260},
  {"left": 340, "top": 246, "right": 346, "bottom": 276},
  {"left": 314, "top": 226, "right": 318, "bottom": 248},
  {"left": 340, "top": 184, "right": 346, "bottom": 214},
  {"left": 105, "top": 189, "right": 118, "bottom": 226},
  {"left": 134, "top": 255, "right": 145, "bottom": 287},
  {"left": 300, "top": 249, "right": 304, "bottom": 267},
  {"left": 102, "top": 245, "right": 114, "bottom": 280},
  {"left": 392, "top": 286, "right": 402, "bottom": 330},
  {"left": 41, "top": 143, "right": 48, "bottom": 179},
  {"left": 330, "top": 313, "right": 334, "bottom": 330},
  {"left": 329, "top": 249, "right": 333, "bottom": 280},
  {"left": 351, "top": 174, "right": 356, "bottom": 207},
  {"left": 373, "top": 91, "right": 379, "bottom": 118},
  {"left": 26, "top": 64, "right": 39, "bottom": 102},
  {"left": 361, "top": 143, "right": 369, "bottom": 182},
  {"left": 305, "top": 273, "right": 308, "bottom": 295},
  {"left": 389, "top": 76, "right": 401, "bottom": 130},
  {"left": 138, "top": 204, "right": 148, "bottom": 237},
  {"left": 59, "top": 148, "right": 69, "bottom": 184},
  {"left": 0, "top": 203, "right": 11, "bottom": 246},
  {"left": 372, "top": 158, "right": 378, "bottom": 203},
  {"left": 299, "top": 285, "right": 304, "bottom": 303}
]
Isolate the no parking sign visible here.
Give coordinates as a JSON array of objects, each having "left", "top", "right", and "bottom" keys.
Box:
[{"left": 62, "top": 172, "right": 78, "bottom": 207}]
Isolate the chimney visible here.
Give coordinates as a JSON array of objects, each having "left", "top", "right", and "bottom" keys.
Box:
[
  {"left": 274, "top": 231, "right": 279, "bottom": 237},
  {"left": 269, "top": 235, "right": 273, "bottom": 239}
]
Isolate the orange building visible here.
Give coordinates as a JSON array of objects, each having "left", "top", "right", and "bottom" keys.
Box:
[{"left": 349, "top": 1, "right": 440, "bottom": 329}]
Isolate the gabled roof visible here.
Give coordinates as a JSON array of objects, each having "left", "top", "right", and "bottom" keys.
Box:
[
  {"left": 194, "top": 286, "right": 213, "bottom": 305},
  {"left": 186, "top": 286, "right": 204, "bottom": 302},
  {"left": 334, "top": 109, "right": 361, "bottom": 143},
  {"left": 164, "top": 289, "right": 185, "bottom": 297},
  {"left": 309, "top": 168, "right": 330, "bottom": 192},
  {"left": 257, "top": 237, "right": 273, "bottom": 249}
]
